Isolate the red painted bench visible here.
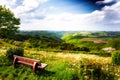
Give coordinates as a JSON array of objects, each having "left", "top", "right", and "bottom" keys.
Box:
[{"left": 13, "top": 55, "right": 47, "bottom": 72}]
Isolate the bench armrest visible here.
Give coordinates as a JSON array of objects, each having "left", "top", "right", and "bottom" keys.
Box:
[{"left": 37, "top": 63, "right": 47, "bottom": 69}]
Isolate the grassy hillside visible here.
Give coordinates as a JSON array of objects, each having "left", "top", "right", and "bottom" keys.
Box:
[
  {"left": 1, "top": 47, "right": 120, "bottom": 80},
  {"left": 61, "top": 31, "right": 120, "bottom": 51},
  {"left": 0, "top": 31, "right": 120, "bottom": 80},
  {"left": 0, "top": 48, "right": 120, "bottom": 80}
]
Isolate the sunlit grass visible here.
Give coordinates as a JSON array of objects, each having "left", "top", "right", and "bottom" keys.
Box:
[
  {"left": 24, "top": 49, "right": 111, "bottom": 64},
  {"left": 0, "top": 48, "right": 120, "bottom": 80}
]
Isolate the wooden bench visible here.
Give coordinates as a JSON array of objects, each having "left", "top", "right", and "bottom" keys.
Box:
[{"left": 13, "top": 55, "right": 47, "bottom": 72}]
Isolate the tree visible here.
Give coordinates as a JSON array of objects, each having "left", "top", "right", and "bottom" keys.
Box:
[{"left": 0, "top": 5, "right": 20, "bottom": 38}]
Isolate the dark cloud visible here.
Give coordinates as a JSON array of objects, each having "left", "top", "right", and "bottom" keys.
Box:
[{"left": 70, "top": 0, "right": 107, "bottom": 12}]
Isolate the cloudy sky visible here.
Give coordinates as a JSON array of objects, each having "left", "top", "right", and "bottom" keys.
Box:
[{"left": 0, "top": 0, "right": 120, "bottom": 31}]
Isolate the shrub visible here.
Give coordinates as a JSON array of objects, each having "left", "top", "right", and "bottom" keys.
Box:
[
  {"left": 112, "top": 51, "right": 120, "bottom": 65},
  {"left": 88, "top": 50, "right": 111, "bottom": 57},
  {"left": 72, "top": 47, "right": 81, "bottom": 51},
  {"left": 80, "top": 47, "right": 90, "bottom": 52},
  {"left": 108, "top": 38, "right": 120, "bottom": 50},
  {"left": 79, "top": 58, "right": 114, "bottom": 80},
  {"left": 6, "top": 47, "right": 24, "bottom": 61}
]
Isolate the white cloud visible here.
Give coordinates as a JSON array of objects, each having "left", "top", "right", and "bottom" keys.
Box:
[
  {"left": 10, "top": 0, "right": 49, "bottom": 22},
  {"left": 20, "top": 1, "right": 120, "bottom": 31},
  {"left": 0, "top": 0, "right": 17, "bottom": 9},
  {"left": 75, "top": 1, "right": 120, "bottom": 26},
  {"left": 104, "top": 0, "right": 114, "bottom": 3},
  {"left": 0, "top": 0, "right": 16, "bottom": 5},
  {"left": 101, "top": 2, "right": 120, "bottom": 24},
  {"left": 14, "top": 0, "right": 48, "bottom": 15},
  {"left": 20, "top": 12, "right": 100, "bottom": 31},
  {"left": 96, "top": 0, "right": 116, "bottom": 4},
  {"left": 0, "top": 0, "right": 49, "bottom": 17}
]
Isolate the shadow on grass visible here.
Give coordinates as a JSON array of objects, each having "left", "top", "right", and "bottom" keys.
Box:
[
  {"left": 35, "top": 69, "right": 55, "bottom": 77},
  {"left": 99, "top": 70, "right": 115, "bottom": 80},
  {"left": 14, "top": 64, "right": 55, "bottom": 77},
  {"left": 88, "top": 52, "right": 111, "bottom": 57},
  {"left": 89, "top": 69, "right": 115, "bottom": 80},
  {"left": 0, "top": 55, "right": 12, "bottom": 66}
]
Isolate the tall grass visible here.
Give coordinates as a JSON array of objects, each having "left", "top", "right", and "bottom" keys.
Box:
[
  {"left": 112, "top": 51, "right": 120, "bottom": 65},
  {"left": 0, "top": 48, "right": 120, "bottom": 80}
]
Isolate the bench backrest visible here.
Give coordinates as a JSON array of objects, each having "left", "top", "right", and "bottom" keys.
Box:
[{"left": 14, "top": 55, "right": 41, "bottom": 65}]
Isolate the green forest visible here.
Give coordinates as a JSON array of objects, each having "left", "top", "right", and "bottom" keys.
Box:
[{"left": 0, "top": 5, "right": 120, "bottom": 80}]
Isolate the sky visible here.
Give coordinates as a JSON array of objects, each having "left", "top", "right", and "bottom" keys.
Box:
[{"left": 0, "top": 0, "right": 120, "bottom": 31}]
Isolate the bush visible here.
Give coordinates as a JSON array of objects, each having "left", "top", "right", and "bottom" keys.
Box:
[
  {"left": 89, "top": 51, "right": 111, "bottom": 57},
  {"left": 80, "top": 63, "right": 102, "bottom": 79},
  {"left": 6, "top": 47, "right": 24, "bottom": 61},
  {"left": 112, "top": 51, "right": 120, "bottom": 65},
  {"left": 79, "top": 58, "right": 114, "bottom": 80},
  {"left": 108, "top": 38, "right": 120, "bottom": 50},
  {"left": 80, "top": 47, "right": 90, "bottom": 52}
]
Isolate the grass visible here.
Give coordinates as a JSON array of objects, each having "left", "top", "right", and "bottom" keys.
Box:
[{"left": 0, "top": 48, "right": 120, "bottom": 80}]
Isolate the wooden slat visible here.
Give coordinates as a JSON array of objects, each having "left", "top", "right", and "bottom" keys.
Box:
[{"left": 17, "top": 61, "right": 33, "bottom": 66}]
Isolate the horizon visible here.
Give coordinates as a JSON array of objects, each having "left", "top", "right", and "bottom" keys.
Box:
[
  {"left": 1, "top": 0, "right": 120, "bottom": 31},
  {"left": 19, "top": 30, "right": 120, "bottom": 32}
]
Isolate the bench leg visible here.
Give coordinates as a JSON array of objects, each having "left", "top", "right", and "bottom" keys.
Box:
[
  {"left": 13, "top": 57, "right": 17, "bottom": 68},
  {"left": 32, "top": 62, "right": 38, "bottom": 72}
]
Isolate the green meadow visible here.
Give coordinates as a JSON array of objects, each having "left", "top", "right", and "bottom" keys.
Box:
[{"left": 0, "top": 31, "right": 120, "bottom": 80}]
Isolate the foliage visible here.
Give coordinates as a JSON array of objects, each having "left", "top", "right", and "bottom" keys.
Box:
[
  {"left": 0, "top": 5, "right": 20, "bottom": 39},
  {"left": 108, "top": 38, "right": 120, "bottom": 50},
  {"left": 6, "top": 47, "right": 24, "bottom": 61},
  {"left": 88, "top": 50, "right": 111, "bottom": 57},
  {"left": 60, "top": 43, "right": 75, "bottom": 50},
  {"left": 79, "top": 58, "right": 115, "bottom": 80},
  {"left": 80, "top": 46, "right": 90, "bottom": 52},
  {"left": 112, "top": 51, "right": 120, "bottom": 65}
]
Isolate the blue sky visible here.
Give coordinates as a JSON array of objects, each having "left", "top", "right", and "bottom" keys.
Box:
[{"left": 0, "top": 0, "right": 120, "bottom": 31}]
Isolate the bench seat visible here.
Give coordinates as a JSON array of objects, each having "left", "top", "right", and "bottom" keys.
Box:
[{"left": 17, "top": 61, "right": 33, "bottom": 66}]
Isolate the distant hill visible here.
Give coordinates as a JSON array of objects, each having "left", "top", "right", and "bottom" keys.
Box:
[
  {"left": 15, "top": 31, "right": 63, "bottom": 43},
  {"left": 19, "top": 31, "right": 120, "bottom": 39},
  {"left": 61, "top": 31, "right": 120, "bottom": 39},
  {"left": 1, "top": 31, "right": 120, "bottom": 51}
]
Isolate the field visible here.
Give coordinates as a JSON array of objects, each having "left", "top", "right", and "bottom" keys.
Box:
[
  {"left": 0, "top": 31, "right": 120, "bottom": 80},
  {"left": 0, "top": 47, "right": 120, "bottom": 80}
]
